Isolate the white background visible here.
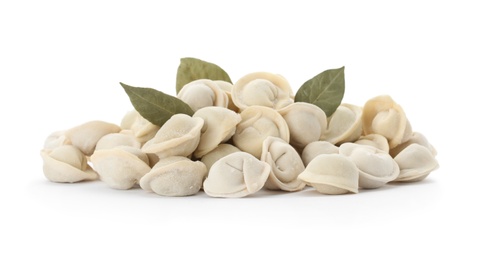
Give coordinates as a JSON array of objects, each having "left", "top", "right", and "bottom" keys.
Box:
[{"left": 1, "top": 0, "right": 478, "bottom": 259}]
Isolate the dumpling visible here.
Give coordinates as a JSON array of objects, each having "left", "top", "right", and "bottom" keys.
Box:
[
  {"left": 177, "top": 79, "right": 228, "bottom": 111},
  {"left": 301, "top": 141, "right": 339, "bottom": 166},
  {"left": 362, "top": 95, "right": 412, "bottom": 149},
  {"left": 121, "top": 110, "right": 160, "bottom": 144},
  {"left": 261, "top": 137, "right": 305, "bottom": 191},
  {"left": 297, "top": 154, "right": 359, "bottom": 195},
  {"left": 389, "top": 132, "right": 437, "bottom": 158},
  {"left": 65, "top": 120, "right": 121, "bottom": 155},
  {"left": 393, "top": 143, "right": 439, "bottom": 182},
  {"left": 43, "top": 130, "right": 70, "bottom": 152},
  {"left": 232, "top": 106, "right": 290, "bottom": 158},
  {"left": 142, "top": 114, "right": 204, "bottom": 158},
  {"left": 354, "top": 134, "right": 390, "bottom": 153},
  {"left": 95, "top": 132, "right": 141, "bottom": 151},
  {"left": 201, "top": 144, "right": 241, "bottom": 172},
  {"left": 232, "top": 72, "right": 294, "bottom": 111},
  {"left": 90, "top": 146, "right": 151, "bottom": 189},
  {"left": 278, "top": 102, "right": 327, "bottom": 149},
  {"left": 192, "top": 107, "right": 241, "bottom": 158},
  {"left": 215, "top": 80, "right": 239, "bottom": 112},
  {"left": 339, "top": 143, "right": 399, "bottom": 189},
  {"left": 40, "top": 145, "right": 97, "bottom": 183},
  {"left": 321, "top": 104, "right": 363, "bottom": 145},
  {"left": 140, "top": 156, "right": 207, "bottom": 196},
  {"left": 203, "top": 152, "right": 271, "bottom": 198}
]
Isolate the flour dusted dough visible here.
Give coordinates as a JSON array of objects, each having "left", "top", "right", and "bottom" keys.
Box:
[
  {"left": 203, "top": 152, "right": 271, "bottom": 198},
  {"left": 91, "top": 146, "right": 150, "bottom": 189},
  {"left": 140, "top": 156, "right": 207, "bottom": 196}
]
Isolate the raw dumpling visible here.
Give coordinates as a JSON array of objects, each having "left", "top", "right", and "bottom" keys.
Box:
[
  {"left": 339, "top": 143, "right": 399, "bottom": 189},
  {"left": 232, "top": 72, "right": 294, "bottom": 111},
  {"left": 201, "top": 144, "right": 241, "bottom": 172},
  {"left": 121, "top": 110, "right": 160, "bottom": 144},
  {"left": 192, "top": 107, "right": 241, "bottom": 158},
  {"left": 393, "top": 143, "right": 439, "bottom": 182},
  {"left": 297, "top": 154, "right": 359, "bottom": 195},
  {"left": 140, "top": 156, "right": 207, "bottom": 196},
  {"left": 362, "top": 95, "right": 412, "bottom": 149},
  {"left": 389, "top": 132, "right": 437, "bottom": 158},
  {"left": 177, "top": 79, "right": 228, "bottom": 111},
  {"left": 43, "top": 130, "right": 70, "bottom": 152},
  {"left": 321, "top": 104, "right": 363, "bottom": 145},
  {"left": 278, "top": 102, "right": 327, "bottom": 149},
  {"left": 215, "top": 80, "right": 239, "bottom": 112},
  {"left": 203, "top": 152, "right": 271, "bottom": 198},
  {"left": 232, "top": 106, "right": 290, "bottom": 158},
  {"left": 261, "top": 137, "right": 305, "bottom": 191},
  {"left": 142, "top": 114, "right": 204, "bottom": 158},
  {"left": 95, "top": 132, "right": 141, "bottom": 151},
  {"left": 354, "top": 134, "right": 390, "bottom": 153},
  {"left": 301, "top": 141, "right": 339, "bottom": 166},
  {"left": 90, "top": 146, "right": 151, "bottom": 189},
  {"left": 65, "top": 120, "right": 121, "bottom": 155},
  {"left": 41, "top": 145, "right": 97, "bottom": 183}
]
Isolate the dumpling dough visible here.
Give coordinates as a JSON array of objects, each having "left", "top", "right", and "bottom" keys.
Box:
[
  {"left": 354, "top": 134, "right": 390, "bottom": 153},
  {"left": 393, "top": 143, "right": 439, "bottom": 182},
  {"left": 65, "top": 120, "right": 121, "bottom": 155},
  {"left": 389, "top": 132, "right": 437, "bottom": 158},
  {"left": 91, "top": 146, "right": 151, "bottom": 189},
  {"left": 261, "top": 137, "right": 305, "bottom": 191},
  {"left": 203, "top": 152, "right": 271, "bottom": 198},
  {"left": 41, "top": 145, "right": 97, "bottom": 183},
  {"left": 121, "top": 110, "right": 160, "bottom": 144},
  {"left": 215, "top": 80, "right": 239, "bottom": 112},
  {"left": 232, "top": 72, "right": 293, "bottom": 111},
  {"left": 201, "top": 144, "right": 241, "bottom": 172},
  {"left": 362, "top": 95, "right": 412, "bottom": 149},
  {"left": 297, "top": 154, "right": 359, "bottom": 195},
  {"left": 192, "top": 107, "right": 241, "bottom": 158},
  {"left": 321, "top": 104, "right": 363, "bottom": 145},
  {"left": 177, "top": 79, "right": 228, "bottom": 111},
  {"left": 140, "top": 156, "right": 207, "bottom": 196},
  {"left": 301, "top": 141, "right": 339, "bottom": 166},
  {"left": 95, "top": 132, "right": 141, "bottom": 151},
  {"left": 43, "top": 130, "right": 70, "bottom": 152},
  {"left": 278, "top": 102, "right": 327, "bottom": 149},
  {"left": 233, "top": 106, "right": 290, "bottom": 158},
  {"left": 142, "top": 114, "right": 204, "bottom": 158},
  {"left": 339, "top": 143, "right": 399, "bottom": 189}
]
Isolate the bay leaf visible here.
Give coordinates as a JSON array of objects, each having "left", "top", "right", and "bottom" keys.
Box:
[
  {"left": 120, "top": 82, "right": 194, "bottom": 127},
  {"left": 294, "top": 67, "right": 345, "bottom": 117},
  {"left": 176, "top": 57, "right": 232, "bottom": 94}
]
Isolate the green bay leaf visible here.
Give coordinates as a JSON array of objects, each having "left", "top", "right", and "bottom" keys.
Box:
[
  {"left": 120, "top": 82, "right": 194, "bottom": 127},
  {"left": 176, "top": 57, "right": 232, "bottom": 94},
  {"left": 294, "top": 67, "right": 345, "bottom": 117}
]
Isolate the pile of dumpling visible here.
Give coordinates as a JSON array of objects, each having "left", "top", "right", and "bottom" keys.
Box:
[{"left": 40, "top": 72, "right": 439, "bottom": 197}]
